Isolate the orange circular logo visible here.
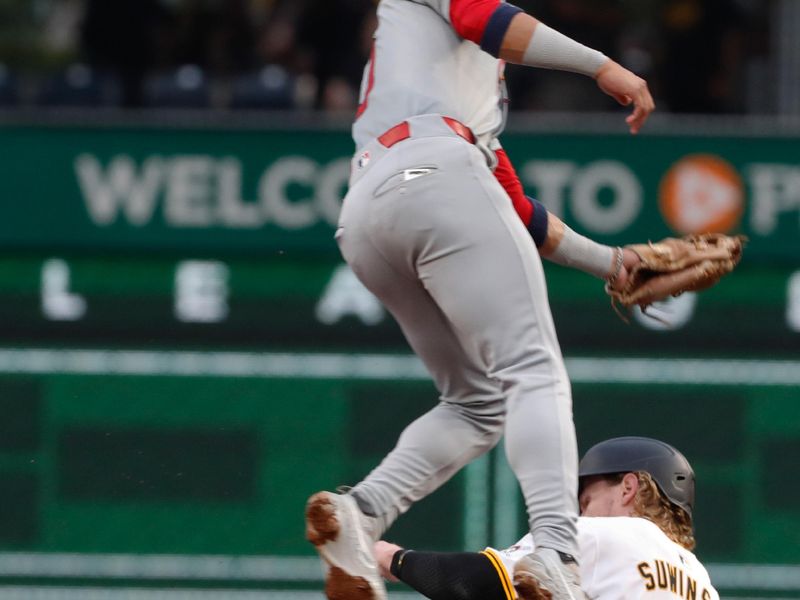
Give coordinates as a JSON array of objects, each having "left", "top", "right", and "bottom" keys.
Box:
[{"left": 659, "top": 154, "right": 744, "bottom": 234}]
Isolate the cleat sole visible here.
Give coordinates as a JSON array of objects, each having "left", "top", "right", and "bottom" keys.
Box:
[{"left": 305, "top": 492, "right": 341, "bottom": 546}]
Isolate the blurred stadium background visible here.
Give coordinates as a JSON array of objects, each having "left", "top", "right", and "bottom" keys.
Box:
[{"left": 0, "top": 0, "right": 799, "bottom": 598}]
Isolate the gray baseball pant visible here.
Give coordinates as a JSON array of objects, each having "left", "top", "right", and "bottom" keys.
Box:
[{"left": 337, "top": 115, "right": 579, "bottom": 556}]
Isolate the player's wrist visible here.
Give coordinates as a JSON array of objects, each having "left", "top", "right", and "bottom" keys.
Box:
[
  {"left": 390, "top": 549, "right": 413, "bottom": 579},
  {"left": 522, "top": 23, "right": 608, "bottom": 77},
  {"left": 593, "top": 57, "right": 615, "bottom": 80},
  {"left": 606, "top": 247, "right": 625, "bottom": 286},
  {"left": 548, "top": 225, "right": 616, "bottom": 279}
]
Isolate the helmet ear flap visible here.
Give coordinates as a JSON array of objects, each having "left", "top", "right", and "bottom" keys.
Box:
[{"left": 578, "top": 437, "right": 695, "bottom": 517}]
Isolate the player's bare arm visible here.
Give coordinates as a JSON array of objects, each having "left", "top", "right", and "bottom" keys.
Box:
[{"left": 499, "top": 12, "right": 654, "bottom": 134}]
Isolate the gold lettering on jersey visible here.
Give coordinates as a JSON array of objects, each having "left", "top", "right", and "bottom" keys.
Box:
[
  {"left": 638, "top": 562, "right": 655, "bottom": 590},
  {"left": 667, "top": 563, "right": 678, "bottom": 593},
  {"left": 637, "top": 559, "right": 711, "bottom": 599},
  {"left": 656, "top": 560, "right": 668, "bottom": 588},
  {"left": 686, "top": 576, "right": 696, "bottom": 599}
]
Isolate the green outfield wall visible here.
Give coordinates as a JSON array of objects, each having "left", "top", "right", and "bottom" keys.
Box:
[
  {"left": 0, "top": 364, "right": 798, "bottom": 564},
  {"left": 0, "top": 256, "right": 798, "bottom": 356},
  {"left": 0, "top": 360, "right": 799, "bottom": 600},
  {"left": 1, "top": 117, "right": 799, "bottom": 598},
  {"left": 0, "top": 122, "right": 799, "bottom": 261}
]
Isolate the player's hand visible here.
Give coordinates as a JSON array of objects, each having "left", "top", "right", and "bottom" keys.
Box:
[
  {"left": 373, "top": 540, "right": 403, "bottom": 582},
  {"left": 595, "top": 60, "right": 654, "bottom": 134}
]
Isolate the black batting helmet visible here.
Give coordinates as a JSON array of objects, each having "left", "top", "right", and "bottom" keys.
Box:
[{"left": 578, "top": 437, "right": 695, "bottom": 517}]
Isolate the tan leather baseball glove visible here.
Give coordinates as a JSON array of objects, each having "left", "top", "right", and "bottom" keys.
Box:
[{"left": 607, "top": 233, "right": 747, "bottom": 316}]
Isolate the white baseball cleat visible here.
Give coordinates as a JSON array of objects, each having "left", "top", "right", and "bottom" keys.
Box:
[
  {"left": 513, "top": 548, "right": 588, "bottom": 600},
  {"left": 305, "top": 490, "right": 387, "bottom": 600}
]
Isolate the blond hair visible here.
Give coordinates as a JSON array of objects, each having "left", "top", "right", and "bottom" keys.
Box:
[{"left": 602, "top": 472, "right": 696, "bottom": 551}]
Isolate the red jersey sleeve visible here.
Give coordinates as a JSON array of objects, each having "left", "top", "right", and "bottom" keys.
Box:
[
  {"left": 449, "top": 0, "right": 500, "bottom": 44},
  {"left": 449, "top": 0, "right": 523, "bottom": 56},
  {"left": 494, "top": 148, "right": 550, "bottom": 247},
  {"left": 494, "top": 148, "right": 532, "bottom": 226}
]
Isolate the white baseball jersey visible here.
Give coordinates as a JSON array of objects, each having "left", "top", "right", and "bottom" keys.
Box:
[
  {"left": 488, "top": 517, "right": 720, "bottom": 600},
  {"left": 352, "top": 0, "right": 510, "bottom": 154}
]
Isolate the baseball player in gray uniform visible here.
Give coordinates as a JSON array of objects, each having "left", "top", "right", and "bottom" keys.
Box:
[{"left": 305, "top": 2, "right": 654, "bottom": 599}]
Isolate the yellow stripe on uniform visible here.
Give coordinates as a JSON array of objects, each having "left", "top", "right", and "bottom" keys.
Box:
[{"left": 481, "top": 549, "right": 515, "bottom": 600}]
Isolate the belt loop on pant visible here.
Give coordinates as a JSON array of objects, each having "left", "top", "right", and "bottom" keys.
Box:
[
  {"left": 378, "top": 116, "right": 475, "bottom": 149},
  {"left": 378, "top": 121, "right": 411, "bottom": 148},
  {"left": 442, "top": 116, "right": 476, "bottom": 144}
]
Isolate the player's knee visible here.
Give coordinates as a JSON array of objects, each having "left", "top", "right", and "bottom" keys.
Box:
[{"left": 457, "top": 399, "right": 507, "bottom": 442}]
